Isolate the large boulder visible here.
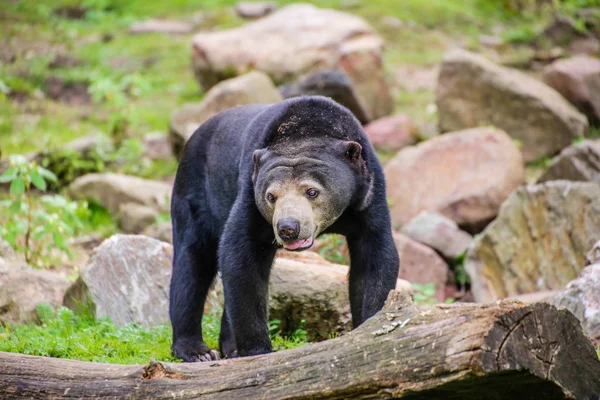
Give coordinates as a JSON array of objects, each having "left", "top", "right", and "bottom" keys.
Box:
[
  {"left": 384, "top": 127, "right": 524, "bottom": 231},
  {"left": 279, "top": 70, "right": 368, "bottom": 123},
  {"left": 0, "top": 248, "right": 70, "bottom": 324},
  {"left": 143, "top": 221, "right": 173, "bottom": 244},
  {"left": 537, "top": 139, "right": 600, "bottom": 184},
  {"left": 191, "top": 4, "right": 392, "bottom": 122},
  {"left": 119, "top": 203, "right": 159, "bottom": 234},
  {"left": 465, "top": 181, "right": 600, "bottom": 303},
  {"left": 68, "top": 173, "right": 172, "bottom": 214},
  {"left": 169, "top": 71, "right": 282, "bottom": 158},
  {"left": 393, "top": 233, "right": 448, "bottom": 302},
  {"left": 63, "top": 235, "right": 173, "bottom": 328},
  {"left": 552, "top": 263, "right": 600, "bottom": 342},
  {"left": 209, "top": 250, "right": 412, "bottom": 341},
  {"left": 437, "top": 49, "right": 588, "bottom": 162},
  {"left": 543, "top": 55, "right": 600, "bottom": 125},
  {"left": 363, "top": 114, "right": 419, "bottom": 153},
  {"left": 401, "top": 211, "right": 472, "bottom": 260}
]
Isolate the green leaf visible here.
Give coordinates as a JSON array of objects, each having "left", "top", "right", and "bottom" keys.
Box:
[
  {"left": 33, "top": 227, "right": 49, "bottom": 240},
  {"left": 8, "top": 199, "right": 21, "bottom": 215},
  {"left": 53, "top": 231, "right": 66, "bottom": 249},
  {"left": 0, "top": 167, "right": 18, "bottom": 183},
  {"left": 9, "top": 177, "right": 25, "bottom": 196},
  {"left": 29, "top": 170, "right": 47, "bottom": 191},
  {"left": 37, "top": 167, "right": 57, "bottom": 182},
  {"left": 3, "top": 230, "right": 17, "bottom": 247}
]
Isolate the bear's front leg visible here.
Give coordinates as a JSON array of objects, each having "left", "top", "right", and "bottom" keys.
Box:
[
  {"left": 218, "top": 199, "right": 277, "bottom": 358},
  {"left": 346, "top": 203, "right": 400, "bottom": 327}
]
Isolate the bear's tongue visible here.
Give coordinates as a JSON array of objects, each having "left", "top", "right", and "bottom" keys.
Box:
[{"left": 283, "top": 237, "right": 313, "bottom": 250}]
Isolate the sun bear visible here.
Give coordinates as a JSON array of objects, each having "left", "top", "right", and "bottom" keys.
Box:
[{"left": 169, "top": 96, "right": 400, "bottom": 362}]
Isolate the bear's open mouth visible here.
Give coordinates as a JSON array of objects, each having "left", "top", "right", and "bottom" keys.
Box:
[{"left": 282, "top": 236, "right": 314, "bottom": 251}]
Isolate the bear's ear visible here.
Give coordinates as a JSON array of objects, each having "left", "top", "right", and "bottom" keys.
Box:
[
  {"left": 252, "top": 149, "right": 266, "bottom": 184},
  {"left": 343, "top": 141, "right": 362, "bottom": 161},
  {"left": 339, "top": 141, "right": 374, "bottom": 210}
]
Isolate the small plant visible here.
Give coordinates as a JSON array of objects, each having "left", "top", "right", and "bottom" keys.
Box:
[
  {"left": 453, "top": 251, "right": 471, "bottom": 289},
  {"left": 88, "top": 73, "right": 151, "bottom": 145},
  {"left": 0, "top": 155, "right": 84, "bottom": 267},
  {"left": 269, "top": 319, "right": 310, "bottom": 350},
  {"left": 269, "top": 318, "right": 308, "bottom": 342},
  {"left": 317, "top": 234, "right": 348, "bottom": 265},
  {"left": 40, "top": 148, "right": 107, "bottom": 189},
  {"left": 412, "top": 282, "right": 438, "bottom": 305}
]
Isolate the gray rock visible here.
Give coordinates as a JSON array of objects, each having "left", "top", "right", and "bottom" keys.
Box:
[
  {"left": 119, "top": 203, "right": 159, "bottom": 234},
  {"left": 543, "top": 55, "right": 600, "bottom": 125},
  {"left": 280, "top": 70, "right": 368, "bottom": 123},
  {"left": 393, "top": 232, "right": 449, "bottom": 302},
  {"left": 437, "top": 49, "right": 588, "bottom": 162},
  {"left": 191, "top": 4, "right": 392, "bottom": 121},
  {"left": 537, "top": 140, "right": 600, "bottom": 184},
  {"left": 207, "top": 251, "right": 412, "bottom": 341},
  {"left": 401, "top": 211, "right": 473, "bottom": 260},
  {"left": 143, "top": 222, "right": 173, "bottom": 244},
  {"left": 62, "top": 133, "right": 110, "bottom": 154},
  {"left": 234, "top": 2, "right": 276, "bottom": 19},
  {"left": 465, "top": 181, "right": 600, "bottom": 303},
  {"left": 63, "top": 234, "right": 173, "bottom": 328},
  {"left": 1, "top": 257, "right": 70, "bottom": 325},
  {"left": 169, "top": 71, "right": 282, "bottom": 158},
  {"left": 363, "top": 114, "right": 418, "bottom": 152},
  {"left": 552, "top": 263, "right": 600, "bottom": 341},
  {"left": 129, "top": 19, "right": 194, "bottom": 35},
  {"left": 587, "top": 240, "right": 600, "bottom": 265},
  {"left": 68, "top": 173, "right": 172, "bottom": 214},
  {"left": 538, "top": 15, "right": 588, "bottom": 47},
  {"left": 142, "top": 132, "right": 172, "bottom": 160}
]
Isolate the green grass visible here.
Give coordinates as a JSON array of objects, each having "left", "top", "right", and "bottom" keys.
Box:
[
  {"left": 0, "top": 304, "right": 177, "bottom": 364},
  {"left": 0, "top": 303, "right": 309, "bottom": 364}
]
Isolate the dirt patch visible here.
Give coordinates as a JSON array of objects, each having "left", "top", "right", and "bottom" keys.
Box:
[
  {"left": 8, "top": 91, "right": 30, "bottom": 103},
  {"left": 53, "top": 5, "right": 88, "bottom": 20},
  {"left": 49, "top": 54, "right": 82, "bottom": 69},
  {"left": 44, "top": 76, "right": 91, "bottom": 105},
  {"left": 0, "top": 38, "right": 67, "bottom": 65}
]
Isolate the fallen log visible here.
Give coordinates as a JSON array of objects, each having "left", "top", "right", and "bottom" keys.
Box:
[{"left": 1, "top": 291, "right": 599, "bottom": 399}]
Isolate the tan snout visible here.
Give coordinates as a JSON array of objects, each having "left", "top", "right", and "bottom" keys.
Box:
[{"left": 273, "top": 194, "right": 316, "bottom": 245}]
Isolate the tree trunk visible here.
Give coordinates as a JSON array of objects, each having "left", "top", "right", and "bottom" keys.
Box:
[{"left": 1, "top": 291, "right": 599, "bottom": 399}]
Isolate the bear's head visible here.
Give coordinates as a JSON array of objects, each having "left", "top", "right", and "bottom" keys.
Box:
[{"left": 252, "top": 136, "right": 373, "bottom": 251}]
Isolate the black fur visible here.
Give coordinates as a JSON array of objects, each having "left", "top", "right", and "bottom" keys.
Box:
[{"left": 169, "top": 96, "right": 399, "bottom": 362}]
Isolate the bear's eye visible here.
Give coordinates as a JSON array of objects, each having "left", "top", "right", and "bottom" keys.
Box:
[
  {"left": 266, "top": 193, "right": 276, "bottom": 204},
  {"left": 306, "top": 188, "right": 319, "bottom": 199}
]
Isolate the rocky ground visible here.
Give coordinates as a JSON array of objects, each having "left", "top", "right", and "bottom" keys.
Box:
[{"left": 1, "top": 0, "right": 600, "bottom": 359}]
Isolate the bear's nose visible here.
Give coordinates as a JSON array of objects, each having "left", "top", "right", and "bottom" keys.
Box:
[{"left": 277, "top": 218, "right": 300, "bottom": 241}]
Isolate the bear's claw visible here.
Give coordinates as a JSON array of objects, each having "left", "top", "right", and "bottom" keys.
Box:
[{"left": 173, "top": 340, "right": 220, "bottom": 362}]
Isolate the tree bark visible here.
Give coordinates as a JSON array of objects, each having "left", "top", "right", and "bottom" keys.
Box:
[{"left": 1, "top": 291, "right": 599, "bottom": 399}]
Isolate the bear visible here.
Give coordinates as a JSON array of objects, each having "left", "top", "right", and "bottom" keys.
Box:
[{"left": 169, "top": 96, "right": 400, "bottom": 362}]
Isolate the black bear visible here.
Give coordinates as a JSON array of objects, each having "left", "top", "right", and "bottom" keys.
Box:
[{"left": 169, "top": 96, "right": 399, "bottom": 362}]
